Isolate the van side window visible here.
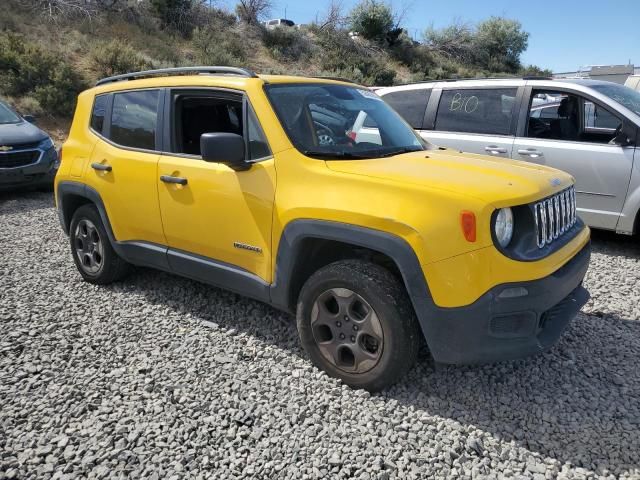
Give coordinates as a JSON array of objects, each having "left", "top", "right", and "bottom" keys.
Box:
[
  {"left": 110, "top": 90, "right": 159, "bottom": 150},
  {"left": 247, "top": 105, "right": 271, "bottom": 160},
  {"left": 435, "top": 88, "right": 517, "bottom": 135},
  {"left": 90, "top": 94, "right": 109, "bottom": 134},
  {"left": 172, "top": 93, "right": 243, "bottom": 156},
  {"left": 526, "top": 90, "right": 622, "bottom": 144},
  {"left": 382, "top": 89, "right": 430, "bottom": 129}
]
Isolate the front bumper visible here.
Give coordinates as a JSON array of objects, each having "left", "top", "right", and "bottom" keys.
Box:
[
  {"left": 0, "top": 146, "right": 58, "bottom": 191},
  {"left": 417, "top": 242, "right": 591, "bottom": 364}
]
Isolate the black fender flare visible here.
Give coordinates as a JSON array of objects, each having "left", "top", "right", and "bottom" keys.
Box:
[{"left": 269, "top": 219, "right": 436, "bottom": 333}]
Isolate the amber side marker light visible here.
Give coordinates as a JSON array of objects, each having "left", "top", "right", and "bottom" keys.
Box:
[{"left": 460, "top": 211, "right": 476, "bottom": 242}]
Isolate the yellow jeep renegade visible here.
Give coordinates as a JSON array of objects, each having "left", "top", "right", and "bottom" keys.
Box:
[{"left": 55, "top": 67, "right": 591, "bottom": 391}]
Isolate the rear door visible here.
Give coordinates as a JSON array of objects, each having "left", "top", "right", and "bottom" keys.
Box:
[
  {"left": 425, "top": 86, "right": 520, "bottom": 158},
  {"left": 512, "top": 86, "right": 634, "bottom": 230}
]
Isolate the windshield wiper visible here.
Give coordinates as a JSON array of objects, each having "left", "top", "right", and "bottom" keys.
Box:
[
  {"left": 376, "top": 147, "right": 424, "bottom": 158},
  {"left": 302, "top": 150, "right": 374, "bottom": 159}
]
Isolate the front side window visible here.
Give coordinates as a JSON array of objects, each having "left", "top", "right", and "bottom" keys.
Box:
[
  {"left": 110, "top": 90, "right": 159, "bottom": 150},
  {"left": 247, "top": 105, "right": 271, "bottom": 160},
  {"left": 435, "top": 88, "right": 517, "bottom": 136},
  {"left": 0, "top": 102, "right": 21, "bottom": 125},
  {"left": 172, "top": 93, "right": 243, "bottom": 156},
  {"left": 265, "top": 84, "right": 425, "bottom": 159},
  {"left": 382, "top": 88, "right": 431, "bottom": 129},
  {"left": 526, "top": 90, "right": 622, "bottom": 144},
  {"left": 90, "top": 94, "right": 108, "bottom": 134}
]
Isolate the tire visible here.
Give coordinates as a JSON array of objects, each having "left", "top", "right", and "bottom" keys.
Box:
[
  {"left": 69, "top": 204, "right": 130, "bottom": 284},
  {"left": 296, "top": 259, "right": 421, "bottom": 392}
]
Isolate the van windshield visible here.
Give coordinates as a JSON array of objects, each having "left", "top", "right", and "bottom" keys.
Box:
[
  {"left": 0, "top": 102, "right": 21, "bottom": 125},
  {"left": 265, "top": 84, "right": 426, "bottom": 159},
  {"left": 592, "top": 83, "right": 640, "bottom": 117}
]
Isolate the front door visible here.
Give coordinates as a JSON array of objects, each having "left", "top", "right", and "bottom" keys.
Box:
[
  {"left": 513, "top": 89, "right": 634, "bottom": 230},
  {"left": 157, "top": 89, "right": 276, "bottom": 282},
  {"left": 85, "top": 89, "right": 165, "bottom": 245}
]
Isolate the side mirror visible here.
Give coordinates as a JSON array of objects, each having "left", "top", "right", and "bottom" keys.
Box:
[
  {"left": 23, "top": 114, "right": 36, "bottom": 124},
  {"left": 200, "top": 132, "right": 249, "bottom": 171},
  {"left": 613, "top": 123, "right": 637, "bottom": 147}
]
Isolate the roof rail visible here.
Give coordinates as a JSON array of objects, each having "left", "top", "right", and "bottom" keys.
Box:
[
  {"left": 383, "top": 75, "right": 554, "bottom": 88},
  {"left": 96, "top": 66, "right": 259, "bottom": 86}
]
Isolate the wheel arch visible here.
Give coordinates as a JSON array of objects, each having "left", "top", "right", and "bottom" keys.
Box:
[{"left": 269, "top": 220, "right": 434, "bottom": 315}]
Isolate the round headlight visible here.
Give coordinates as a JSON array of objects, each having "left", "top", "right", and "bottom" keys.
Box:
[{"left": 494, "top": 208, "right": 514, "bottom": 247}]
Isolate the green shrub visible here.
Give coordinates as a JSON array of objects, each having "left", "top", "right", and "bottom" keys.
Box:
[
  {"left": 263, "top": 27, "right": 312, "bottom": 62},
  {"left": 192, "top": 24, "right": 247, "bottom": 66},
  {"left": 90, "top": 40, "right": 153, "bottom": 78},
  {"left": 0, "top": 33, "right": 86, "bottom": 117},
  {"left": 348, "top": 0, "right": 394, "bottom": 42}
]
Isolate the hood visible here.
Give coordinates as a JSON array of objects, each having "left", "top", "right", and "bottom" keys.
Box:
[
  {"left": 326, "top": 149, "right": 574, "bottom": 206},
  {"left": 0, "top": 120, "right": 48, "bottom": 147}
]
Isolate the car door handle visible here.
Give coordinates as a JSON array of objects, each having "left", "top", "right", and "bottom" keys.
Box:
[
  {"left": 484, "top": 145, "right": 507, "bottom": 154},
  {"left": 91, "top": 162, "right": 112, "bottom": 172},
  {"left": 517, "top": 149, "right": 543, "bottom": 158},
  {"left": 160, "top": 175, "right": 188, "bottom": 186}
]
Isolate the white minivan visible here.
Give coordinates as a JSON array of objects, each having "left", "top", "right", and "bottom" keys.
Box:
[{"left": 378, "top": 78, "right": 640, "bottom": 235}]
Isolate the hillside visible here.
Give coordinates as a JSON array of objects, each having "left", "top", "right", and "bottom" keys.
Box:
[{"left": 1, "top": 0, "right": 549, "bottom": 144}]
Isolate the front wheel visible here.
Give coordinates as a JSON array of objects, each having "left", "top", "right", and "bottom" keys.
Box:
[
  {"left": 296, "top": 260, "right": 421, "bottom": 391},
  {"left": 69, "top": 204, "right": 130, "bottom": 284}
]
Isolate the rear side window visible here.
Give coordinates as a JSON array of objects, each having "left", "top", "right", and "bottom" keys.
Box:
[
  {"left": 382, "top": 89, "right": 430, "bottom": 129},
  {"left": 90, "top": 94, "right": 108, "bottom": 133},
  {"left": 435, "top": 88, "right": 517, "bottom": 135},
  {"left": 110, "top": 90, "right": 159, "bottom": 150}
]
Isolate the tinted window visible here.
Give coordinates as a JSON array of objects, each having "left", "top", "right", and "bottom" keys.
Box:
[
  {"left": 90, "top": 94, "right": 108, "bottom": 133},
  {"left": 382, "top": 89, "right": 430, "bottom": 129},
  {"left": 110, "top": 90, "right": 159, "bottom": 150},
  {"left": 247, "top": 105, "right": 271, "bottom": 160},
  {"left": 435, "top": 88, "right": 517, "bottom": 135},
  {"left": 0, "top": 102, "right": 21, "bottom": 124}
]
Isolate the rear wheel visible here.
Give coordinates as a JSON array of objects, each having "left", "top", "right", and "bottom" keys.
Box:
[
  {"left": 296, "top": 260, "right": 421, "bottom": 391},
  {"left": 69, "top": 204, "right": 130, "bottom": 284}
]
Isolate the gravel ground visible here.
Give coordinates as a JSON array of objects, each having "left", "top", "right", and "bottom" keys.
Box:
[{"left": 1, "top": 191, "right": 639, "bottom": 480}]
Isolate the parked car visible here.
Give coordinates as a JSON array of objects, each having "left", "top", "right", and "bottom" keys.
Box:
[
  {"left": 0, "top": 100, "right": 58, "bottom": 192},
  {"left": 55, "top": 67, "right": 590, "bottom": 391},
  {"left": 378, "top": 79, "right": 640, "bottom": 235},
  {"left": 264, "top": 18, "right": 295, "bottom": 29}
]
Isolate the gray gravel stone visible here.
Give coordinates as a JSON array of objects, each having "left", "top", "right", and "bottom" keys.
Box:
[{"left": 0, "top": 192, "right": 639, "bottom": 479}]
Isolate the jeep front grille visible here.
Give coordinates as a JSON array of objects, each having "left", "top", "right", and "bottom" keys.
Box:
[
  {"left": 0, "top": 150, "right": 41, "bottom": 169},
  {"left": 533, "top": 186, "right": 577, "bottom": 248}
]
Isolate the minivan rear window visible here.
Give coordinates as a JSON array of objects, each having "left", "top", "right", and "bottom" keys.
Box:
[
  {"left": 382, "top": 89, "right": 430, "bottom": 129},
  {"left": 110, "top": 90, "right": 159, "bottom": 150},
  {"left": 435, "top": 88, "right": 517, "bottom": 136}
]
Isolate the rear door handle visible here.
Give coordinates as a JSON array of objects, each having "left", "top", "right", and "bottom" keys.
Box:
[
  {"left": 160, "top": 175, "right": 188, "bottom": 186},
  {"left": 517, "top": 149, "right": 543, "bottom": 158},
  {"left": 91, "top": 162, "right": 112, "bottom": 172},
  {"left": 484, "top": 145, "right": 507, "bottom": 154}
]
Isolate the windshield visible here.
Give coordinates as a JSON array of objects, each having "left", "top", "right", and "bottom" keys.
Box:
[
  {"left": 265, "top": 84, "right": 426, "bottom": 159},
  {"left": 591, "top": 83, "right": 640, "bottom": 117},
  {"left": 0, "top": 102, "right": 21, "bottom": 125}
]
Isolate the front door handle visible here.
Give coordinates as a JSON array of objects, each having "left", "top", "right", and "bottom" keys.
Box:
[
  {"left": 91, "top": 162, "right": 112, "bottom": 172},
  {"left": 484, "top": 145, "right": 507, "bottom": 154},
  {"left": 517, "top": 149, "right": 543, "bottom": 158},
  {"left": 160, "top": 175, "right": 188, "bottom": 186}
]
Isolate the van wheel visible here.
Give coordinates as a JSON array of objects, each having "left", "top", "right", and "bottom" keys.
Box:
[
  {"left": 69, "top": 204, "right": 130, "bottom": 284},
  {"left": 296, "top": 260, "right": 421, "bottom": 392}
]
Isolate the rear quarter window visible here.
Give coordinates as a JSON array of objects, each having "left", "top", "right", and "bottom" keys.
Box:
[
  {"left": 90, "top": 94, "right": 109, "bottom": 134},
  {"left": 435, "top": 88, "right": 517, "bottom": 135},
  {"left": 382, "top": 89, "right": 430, "bottom": 129}
]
